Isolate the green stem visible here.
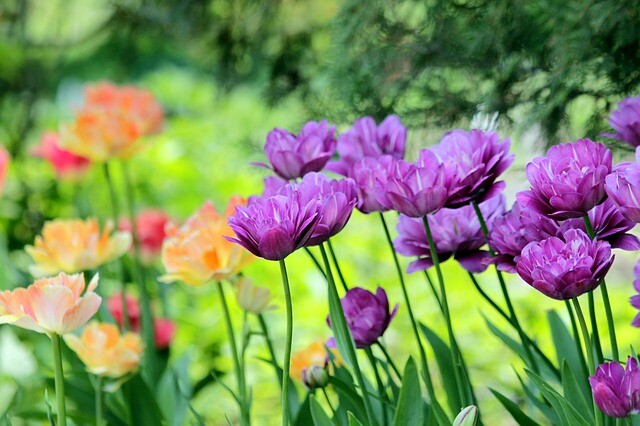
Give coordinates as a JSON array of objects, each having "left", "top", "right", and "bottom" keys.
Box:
[
  {"left": 583, "top": 214, "right": 618, "bottom": 362},
  {"left": 421, "top": 215, "right": 467, "bottom": 406},
  {"left": 377, "top": 213, "right": 435, "bottom": 399},
  {"left": 572, "top": 297, "right": 603, "bottom": 426},
  {"left": 375, "top": 342, "right": 402, "bottom": 381},
  {"left": 258, "top": 313, "right": 282, "bottom": 389},
  {"left": 95, "top": 375, "right": 104, "bottom": 426},
  {"left": 565, "top": 300, "right": 589, "bottom": 378},
  {"left": 423, "top": 270, "right": 443, "bottom": 312},
  {"left": 327, "top": 239, "right": 349, "bottom": 292},
  {"left": 279, "top": 259, "right": 294, "bottom": 426},
  {"left": 51, "top": 334, "right": 67, "bottom": 426},
  {"left": 304, "top": 247, "right": 326, "bottom": 279},
  {"left": 319, "top": 244, "right": 377, "bottom": 426},
  {"left": 365, "top": 347, "right": 389, "bottom": 423},
  {"left": 472, "top": 201, "right": 539, "bottom": 374},
  {"left": 321, "top": 388, "right": 336, "bottom": 416},
  {"left": 216, "top": 281, "right": 249, "bottom": 425},
  {"left": 102, "top": 163, "right": 130, "bottom": 330}
]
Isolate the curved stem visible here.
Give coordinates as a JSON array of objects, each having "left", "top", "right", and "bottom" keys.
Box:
[
  {"left": 304, "top": 247, "right": 326, "bottom": 279},
  {"left": 215, "top": 281, "right": 248, "bottom": 425},
  {"left": 52, "top": 334, "right": 67, "bottom": 426},
  {"left": 319, "top": 244, "right": 376, "bottom": 426},
  {"left": 421, "top": 215, "right": 467, "bottom": 405},
  {"left": 572, "top": 297, "right": 603, "bottom": 426},
  {"left": 377, "top": 213, "right": 435, "bottom": 400},
  {"left": 365, "top": 347, "right": 389, "bottom": 424},
  {"left": 258, "top": 313, "right": 282, "bottom": 390},
  {"left": 422, "top": 270, "right": 443, "bottom": 312},
  {"left": 327, "top": 239, "right": 349, "bottom": 292},
  {"left": 321, "top": 388, "right": 336, "bottom": 416},
  {"left": 583, "top": 214, "right": 617, "bottom": 362},
  {"left": 95, "top": 375, "right": 104, "bottom": 426},
  {"left": 375, "top": 342, "right": 402, "bottom": 382},
  {"left": 279, "top": 259, "right": 294, "bottom": 426}
]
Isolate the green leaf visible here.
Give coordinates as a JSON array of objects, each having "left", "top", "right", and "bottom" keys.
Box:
[
  {"left": 419, "top": 324, "right": 461, "bottom": 415},
  {"left": 525, "top": 370, "right": 591, "bottom": 426},
  {"left": 489, "top": 388, "right": 540, "bottom": 426},
  {"left": 547, "top": 310, "right": 586, "bottom": 379},
  {"left": 515, "top": 372, "right": 558, "bottom": 425},
  {"left": 123, "top": 374, "right": 166, "bottom": 426},
  {"left": 560, "top": 360, "right": 592, "bottom": 423},
  {"left": 329, "top": 368, "right": 366, "bottom": 423},
  {"left": 310, "top": 395, "right": 334, "bottom": 426},
  {"left": 157, "top": 354, "right": 191, "bottom": 426},
  {"left": 257, "top": 357, "right": 302, "bottom": 420},
  {"left": 294, "top": 393, "right": 313, "bottom": 426},
  {"left": 327, "top": 277, "right": 357, "bottom": 368},
  {"left": 348, "top": 411, "right": 365, "bottom": 426},
  {"left": 392, "top": 357, "right": 424, "bottom": 426}
]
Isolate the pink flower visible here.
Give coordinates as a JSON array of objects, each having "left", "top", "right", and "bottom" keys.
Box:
[
  {"left": 0, "top": 144, "right": 9, "bottom": 193},
  {"left": 119, "top": 209, "right": 171, "bottom": 263},
  {"left": 31, "top": 132, "right": 91, "bottom": 180}
]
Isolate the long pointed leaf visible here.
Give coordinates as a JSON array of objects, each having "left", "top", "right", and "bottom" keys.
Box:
[
  {"left": 310, "top": 395, "right": 334, "bottom": 426},
  {"left": 393, "top": 358, "right": 424, "bottom": 426},
  {"left": 490, "top": 388, "right": 540, "bottom": 426}
]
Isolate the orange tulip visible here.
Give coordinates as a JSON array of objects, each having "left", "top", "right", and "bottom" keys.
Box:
[
  {"left": 59, "top": 82, "right": 163, "bottom": 162},
  {"left": 26, "top": 218, "right": 132, "bottom": 277},
  {"left": 0, "top": 273, "right": 101, "bottom": 336},
  {"left": 290, "top": 341, "right": 340, "bottom": 383},
  {"left": 160, "top": 199, "right": 254, "bottom": 285},
  {"left": 65, "top": 321, "right": 143, "bottom": 378}
]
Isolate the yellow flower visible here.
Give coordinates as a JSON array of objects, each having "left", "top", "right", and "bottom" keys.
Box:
[
  {"left": 26, "top": 218, "right": 132, "bottom": 277},
  {"left": 65, "top": 321, "right": 143, "bottom": 378},
  {"left": 290, "top": 341, "right": 341, "bottom": 383},
  {"left": 59, "top": 82, "right": 163, "bottom": 162},
  {"left": 235, "top": 277, "right": 275, "bottom": 314},
  {"left": 0, "top": 273, "right": 101, "bottom": 336},
  {"left": 160, "top": 198, "right": 254, "bottom": 286}
]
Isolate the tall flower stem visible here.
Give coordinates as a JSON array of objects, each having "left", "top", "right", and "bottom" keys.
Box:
[
  {"left": 583, "top": 215, "right": 618, "bottom": 362},
  {"left": 215, "top": 281, "right": 249, "bottom": 425},
  {"left": 279, "top": 259, "right": 294, "bottom": 426},
  {"left": 587, "top": 292, "right": 605, "bottom": 364},
  {"left": 421, "top": 215, "right": 467, "bottom": 406},
  {"left": 377, "top": 213, "right": 435, "bottom": 399},
  {"left": 564, "top": 301, "right": 589, "bottom": 378},
  {"left": 321, "top": 388, "right": 336, "bottom": 415},
  {"left": 303, "top": 247, "right": 326, "bottom": 279},
  {"left": 327, "top": 239, "right": 349, "bottom": 292},
  {"left": 95, "top": 375, "right": 104, "bottom": 426},
  {"left": 423, "top": 270, "right": 443, "bottom": 312},
  {"left": 375, "top": 342, "right": 402, "bottom": 382},
  {"left": 102, "top": 163, "right": 130, "bottom": 330},
  {"left": 51, "top": 334, "right": 67, "bottom": 426},
  {"left": 319, "top": 244, "right": 376, "bottom": 426},
  {"left": 572, "top": 297, "right": 603, "bottom": 426},
  {"left": 365, "top": 347, "right": 389, "bottom": 423},
  {"left": 472, "top": 201, "right": 538, "bottom": 373},
  {"left": 258, "top": 313, "right": 282, "bottom": 389}
]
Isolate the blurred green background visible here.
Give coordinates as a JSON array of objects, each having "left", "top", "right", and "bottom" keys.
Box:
[{"left": 1, "top": 0, "right": 640, "bottom": 424}]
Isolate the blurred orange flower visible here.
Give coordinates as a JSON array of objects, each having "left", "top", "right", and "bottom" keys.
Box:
[
  {"left": 290, "top": 341, "right": 340, "bottom": 383},
  {"left": 0, "top": 273, "right": 101, "bottom": 336},
  {"left": 65, "top": 321, "right": 143, "bottom": 378},
  {"left": 59, "top": 82, "right": 163, "bottom": 162},
  {"left": 160, "top": 198, "right": 254, "bottom": 286},
  {"left": 26, "top": 218, "right": 132, "bottom": 277}
]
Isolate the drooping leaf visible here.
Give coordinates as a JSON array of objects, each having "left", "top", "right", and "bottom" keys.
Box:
[
  {"left": 310, "top": 394, "right": 334, "bottom": 426},
  {"left": 490, "top": 388, "right": 540, "bottom": 426}
]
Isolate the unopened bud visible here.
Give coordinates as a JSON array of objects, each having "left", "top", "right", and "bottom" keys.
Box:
[
  {"left": 302, "top": 365, "right": 329, "bottom": 389},
  {"left": 453, "top": 405, "right": 478, "bottom": 426}
]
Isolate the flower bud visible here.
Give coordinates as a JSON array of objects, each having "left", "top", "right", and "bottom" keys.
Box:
[
  {"left": 453, "top": 405, "right": 478, "bottom": 426},
  {"left": 302, "top": 365, "right": 329, "bottom": 389}
]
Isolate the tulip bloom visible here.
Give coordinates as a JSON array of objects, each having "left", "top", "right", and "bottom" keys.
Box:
[
  {"left": 26, "top": 219, "right": 132, "bottom": 277},
  {"left": 328, "top": 287, "right": 398, "bottom": 348},
  {"left": 0, "top": 273, "right": 101, "bottom": 336},
  {"left": 161, "top": 199, "right": 254, "bottom": 285},
  {"left": 396, "top": 195, "right": 505, "bottom": 274},
  {"left": 630, "top": 260, "right": 640, "bottom": 328},
  {"left": 119, "top": 209, "right": 171, "bottom": 263},
  {"left": 604, "top": 96, "right": 640, "bottom": 147},
  {"left": 348, "top": 155, "right": 397, "bottom": 214},
  {"left": 605, "top": 147, "right": 640, "bottom": 223},
  {"left": 257, "top": 121, "right": 337, "bottom": 180},
  {"left": 589, "top": 357, "right": 640, "bottom": 418},
  {"left": 31, "top": 132, "right": 91, "bottom": 180},
  {"left": 0, "top": 144, "right": 9, "bottom": 194},
  {"left": 65, "top": 321, "right": 144, "bottom": 378},
  {"left": 59, "top": 82, "right": 163, "bottom": 162},
  {"left": 235, "top": 277, "right": 274, "bottom": 314},
  {"left": 430, "top": 129, "right": 514, "bottom": 208},
  {"left": 329, "top": 115, "right": 406, "bottom": 176},
  {"left": 515, "top": 229, "right": 613, "bottom": 300}
]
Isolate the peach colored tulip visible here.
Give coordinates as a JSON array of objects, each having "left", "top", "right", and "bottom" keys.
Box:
[
  {"left": 0, "top": 273, "right": 101, "bottom": 336},
  {"left": 31, "top": 132, "right": 91, "bottom": 180},
  {"left": 26, "top": 218, "right": 132, "bottom": 277},
  {"left": 65, "top": 321, "right": 143, "bottom": 378},
  {"left": 59, "top": 82, "right": 163, "bottom": 162},
  {"left": 235, "top": 277, "right": 275, "bottom": 314},
  {"left": 290, "top": 341, "right": 341, "bottom": 383},
  {"left": 160, "top": 199, "right": 254, "bottom": 285}
]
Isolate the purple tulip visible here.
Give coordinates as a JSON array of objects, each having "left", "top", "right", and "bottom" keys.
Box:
[
  {"left": 517, "top": 139, "right": 612, "bottom": 220},
  {"left": 348, "top": 155, "right": 396, "bottom": 214},
  {"left": 630, "top": 260, "right": 640, "bottom": 327},
  {"left": 328, "top": 115, "right": 406, "bottom": 176},
  {"left": 257, "top": 121, "right": 337, "bottom": 180},
  {"left": 395, "top": 195, "right": 505, "bottom": 274},
  {"left": 589, "top": 357, "right": 640, "bottom": 418},
  {"left": 604, "top": 96, "right": 640, "bottom": 147},
  {"left": 278, "top": 172, "right": 357, "bottom": 246},
  {"left": 429, "top": 129, "right": 514, "bottom": 208},
  {"left": 374, "top": 151, "right": 449, "bottom": 217},
  {"left": 327, "top": 287, "right": 398, "bottom": 348},
  {"left": 488, "top": 201, "right": 559, "bottom": 273},
  {"left": 515, "top": 228, "right": 613, "bottom": 300},
  {"left": 227, "top": 191, "right": 321, "bottom": 261},
  {"left": 605, "top": 147, "right": 640, "bottom": 223},
  {"left": 558, "top": 198, "right": 640, "bottom": 251}
]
